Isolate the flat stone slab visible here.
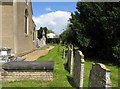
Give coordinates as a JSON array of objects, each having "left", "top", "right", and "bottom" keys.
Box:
[{"left": 2, "top": 61, "right": 54, "bottom": 70}]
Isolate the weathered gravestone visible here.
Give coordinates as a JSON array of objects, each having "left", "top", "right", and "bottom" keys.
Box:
[
  {"left": 73, "top": 50, "right": 85, "bottom": 88},
  {"left": 0, "top": 48, "right": 25, "bottom": 63},
  {"left": 62, "top": 47, "right": 66, "bottom": 59},
  {"left": 66, "top": 45, "right": 70, "bottom": 65},
  {"left": 0, "top": 48, "right": 11, "bottom": 56},
  {"left": 0, "top": 48, "right": 11, "bottom": 60},
  {"left": 66, "top": 45, "right": 74, "bottom": 75},
  {"left": 2, "top": 61, "right": 54, "bottom": 82},
  {"left": 69, "top": 47, "right": 74, "bottom": 75},
  {"left": 88, "top": 63, "right": 112, "bottom": 88}
]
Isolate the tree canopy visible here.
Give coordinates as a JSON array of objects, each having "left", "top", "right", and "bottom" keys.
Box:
[{"left": 60, "top": 2, "right": 120, "bottom": 62}]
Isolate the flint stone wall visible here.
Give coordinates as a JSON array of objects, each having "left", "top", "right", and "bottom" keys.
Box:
[
  {"left": 2, "top": 61, "right": 54, "bottom": 82},
  {"left": 88, "top": 63, "right": 112, "bottom": 88},
  {"left": 73, "top": 50, "right": 85, "bottom": 87}
]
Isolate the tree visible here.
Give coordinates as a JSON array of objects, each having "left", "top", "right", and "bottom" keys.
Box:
[
  {"left": 47, "top": 30, "right": 54, "bottom": 34},
  {"left": 62, "top": 2, "right": 120, "bottom": 62}
]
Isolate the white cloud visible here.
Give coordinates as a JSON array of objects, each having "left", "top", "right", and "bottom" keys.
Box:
[
  {"left": 33, "top": 11, "right": 71, "bottom": 35},
  {"left": 45, "top": 7, "right": 52, "bottom": 11}
]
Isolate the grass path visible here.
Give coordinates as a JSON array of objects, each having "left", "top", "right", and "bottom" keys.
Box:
[
  {"left": 2, "top": 44, "right": 72, "bottom": 87},
  {"left": 36, "top": 44, "right": 72, "bottom": 87}
]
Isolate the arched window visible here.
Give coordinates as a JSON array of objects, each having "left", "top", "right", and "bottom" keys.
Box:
[{"left": 25, "top": 9, "right": 29, "bottom": 34}]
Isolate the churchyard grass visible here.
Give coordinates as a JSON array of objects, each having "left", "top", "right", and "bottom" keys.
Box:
[
  {"left": 2, "top": 44, "right": 119, "bottom": 88},
  {"left": 2, "top": 44, "right": 72, "bottom": 87}
]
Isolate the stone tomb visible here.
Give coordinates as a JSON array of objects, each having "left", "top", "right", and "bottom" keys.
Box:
[
  {"left": 88, "top": 63, "right": 112, "bottom": 88},
  {"left": 2, "top": 61, "right": 54, "bottom": 82}
]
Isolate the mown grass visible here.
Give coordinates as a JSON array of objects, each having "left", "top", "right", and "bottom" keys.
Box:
[
  {"left": 2, "top": 44, "right": 72, "bottom": 87},
  {"left": 83, "top": 59, "right": 119, "bottom": 87},
  {"left": 2, "top": 44, "right": 119, "bottom": 88}
]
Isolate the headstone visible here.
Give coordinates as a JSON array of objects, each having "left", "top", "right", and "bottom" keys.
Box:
[
  {"left": 0, "top": 48, "right": 11, "bottom": 56},
  {"left": 62, "top": 47, "right": 65, "bottom": 59},
  {"left": 88, "top": 63, "right": 112, "bottom": 88},
  {"left": 66, "top": 45, "right": 70, "bottom": 65},
  {"left": 73, "top": 50, "right": 85, "bottom": 88},
  {"left": 0, "top": 48, "right": 11, "bottom": 61},
  {"left": 69, "top": 46, "right": 74, "bottom": 75},
  {"left": 0, "top": 48, "right": 24, "bottom": 62}
]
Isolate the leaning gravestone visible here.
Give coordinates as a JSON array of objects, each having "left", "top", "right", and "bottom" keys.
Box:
[
  {"left": 88, "top": 63, "right": 112, "bottom": 88},
  {"left": 73, "top": 50, "right": 85, "bottom": 88},
  {"left": 68, "top": 46, "right": 74, "bottom": 75}
]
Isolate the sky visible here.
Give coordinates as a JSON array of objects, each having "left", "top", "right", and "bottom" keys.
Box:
[{"left": 32, "top": 2, "right": 77, "bottom": 35}]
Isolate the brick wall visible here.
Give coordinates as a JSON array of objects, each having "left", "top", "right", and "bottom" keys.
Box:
[
  {"left": 2, "top": 61, "right": 54, "bottom": 82},
  {"left": 2, "top": 70, "right": 53, "bottom": 82}
]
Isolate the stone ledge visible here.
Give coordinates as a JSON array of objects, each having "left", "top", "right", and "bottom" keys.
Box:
[{"left": 2, "top": 61, "right": 54, "bottom": 70}]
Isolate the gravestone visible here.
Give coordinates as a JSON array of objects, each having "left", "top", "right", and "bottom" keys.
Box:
[
  {"left": 66, "top": 45, "right": 70, "bottom": 65},
  {"left": 73, "top": 50, "right": 85, "bottom": 88},
  {"left": 68, "top": 45, "right": 74, "bottom": 75},
  {"left": 66, "top": 44, "right": 74, "bottom": 75},
  {"left": 88, "top": 63, "right": 112, "bottom": 88},
  {"left": 0, "top": 48, "right": 11, "bottom": 56},
  {"left": 0, "top": 48, "right": 12, "bottom": 62},
  {"left": 0, "top": 47, "right": 25, "bottom": 63},
  {"left": 62, "top": 47, "right": 65, "bottom": 59}
]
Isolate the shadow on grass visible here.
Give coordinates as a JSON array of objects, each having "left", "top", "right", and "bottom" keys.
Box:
[
  {"left": 63, "top": 63, "right": 70, "bottom": 73},
  {"left": 67, "top": 75, "right": 76, "bottom": 88}
]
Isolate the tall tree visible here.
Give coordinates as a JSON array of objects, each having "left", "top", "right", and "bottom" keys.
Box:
[{"left": 62, "top": 2, "right": 120, "bottom": 62}]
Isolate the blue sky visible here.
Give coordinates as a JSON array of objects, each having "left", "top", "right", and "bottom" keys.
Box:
[
  {"left": 32, "top": 2, "right": 77, "bottom": 35},
  {"left": 32, "top": 2, "right": 77, "bottom": 16}
]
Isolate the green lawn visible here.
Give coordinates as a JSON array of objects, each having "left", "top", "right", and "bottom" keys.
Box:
[{"left": 2, "top": 44, "right": 119, "bottom": 88}]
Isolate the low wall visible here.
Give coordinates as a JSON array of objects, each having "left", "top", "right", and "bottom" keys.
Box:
[{"left": 2, "top": 61, "right": 54, "bottom": 82}]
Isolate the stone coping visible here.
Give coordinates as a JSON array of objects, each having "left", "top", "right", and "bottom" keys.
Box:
[
  {"left": 2, "top": 61, "right": 54, "bottom": 70},
  {"left": 0, "top": 47, "right": 11, "bottom": 51},
  {"left": 92, "top": 63, "right": 111, "bottom": 72}
]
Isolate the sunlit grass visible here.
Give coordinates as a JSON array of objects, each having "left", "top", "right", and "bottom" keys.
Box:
[{"left": 2, "top": 44, "right": 119, "bottom": 88}]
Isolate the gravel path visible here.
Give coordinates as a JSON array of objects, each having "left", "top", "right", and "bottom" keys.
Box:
[{"left": 21, "top": 46, "right": 54, "bottom": 61}]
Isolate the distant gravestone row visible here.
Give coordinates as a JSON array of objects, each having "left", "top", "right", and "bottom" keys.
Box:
[{"left": 64, "top": 44, "right": 112, "bottom": 88}]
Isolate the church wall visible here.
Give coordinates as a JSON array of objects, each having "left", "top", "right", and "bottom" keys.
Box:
[
  {"left": 1, "top": 2, "right": 14, "bottom": 53},
  {"left": 0, "top": 2, "right": 36, "bottom": 56},
  {"left": 14, "top": 2, "right": 36, "bottom": 56}
]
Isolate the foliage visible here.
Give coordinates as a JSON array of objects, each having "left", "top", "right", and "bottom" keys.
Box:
[
  {"left": 112, "top": 41, "right": 120, "bottom": 62},
  {"left": 61, "top": 2, "right": 120, "bottom": 62},
  {"left": 47, "top": 38, "right": 60, "bottom": 44},
  {"left": 59, "top": 27, "right": 75, "bottom": 44},
  {"left": 2, "top": 45, "right": 72, "bottom": 87},
  {"left": 47, "top": 30, "right": 54, "bottom": 34},
  {"left": 2, "top": 45, "right": 119, "bottom": 87}
]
